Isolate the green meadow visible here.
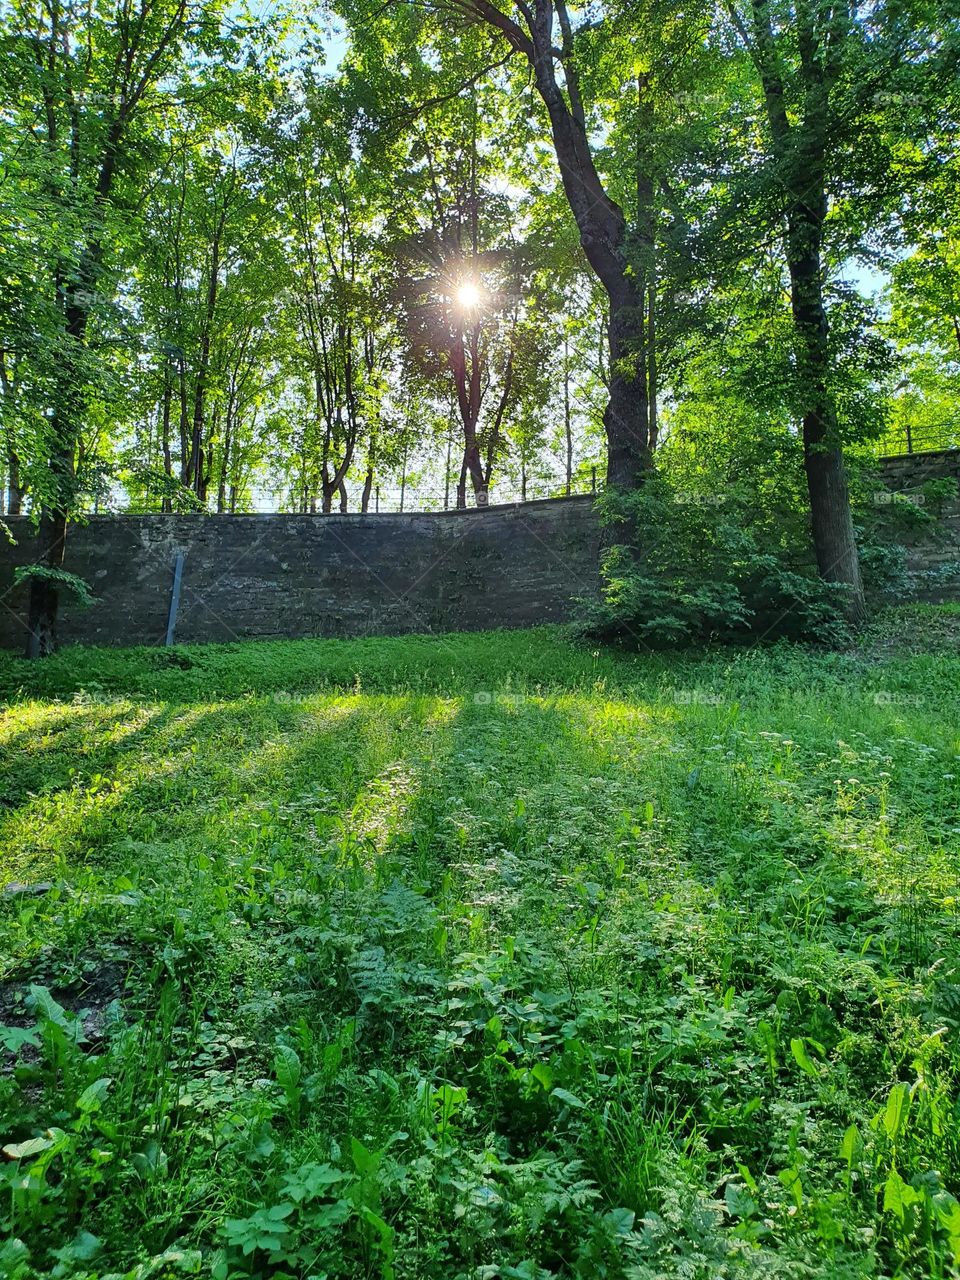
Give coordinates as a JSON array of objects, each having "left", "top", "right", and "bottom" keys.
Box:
[{"left": 1, "top": 612, "right": 959, "bottom": 1279}]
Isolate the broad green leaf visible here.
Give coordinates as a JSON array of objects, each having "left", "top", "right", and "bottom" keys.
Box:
[
  {"left": 76, "top": 1078, "right": 112, "bottom": 1114},
  {"left": 840, "top": 1123, "right": 862, "bottom": 1167},
  {"left": 3, "top": 1135, "right": 54, "bottom": 1160},
  {"left": 789, "top": 1037, "right": 819, "bottom": 1078},
  {"left": 0, "top": 1026, "right": 40, "bottom": 1053},
  {"left": 551, "top": 1087, "right": 586, "bottom": 1109},
  {"left": 880, "top": 1082, "right": 912, "bottom": 1142},
  {"left": 883, "top": 1167, "right": 920, "bottom": 1221}
]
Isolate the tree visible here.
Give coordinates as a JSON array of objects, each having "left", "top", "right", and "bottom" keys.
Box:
[
  {"left": 1, "top": 0, "right": 208, "bottom": 652},
  {"left": 435, "top": 0, "right": 659, "bottom": 490},
  {"left": 722, "top": 0, "right": 954, "bottom": 621}
]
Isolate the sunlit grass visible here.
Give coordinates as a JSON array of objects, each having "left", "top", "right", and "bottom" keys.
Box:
[{"left": 1, "top": 617, "right": 959, "bottom": 1277}]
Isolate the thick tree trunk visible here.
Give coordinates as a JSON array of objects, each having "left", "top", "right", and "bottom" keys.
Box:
[
  {"left": 647, "top": 283, "right": 659, "bottom": 452},
  {"left": 464, "top": 438, "right": 486, "bottom": 505},
  {"left": 160, "top": 369, "right": 173, "bottom": 514},
  {"left": 604, "top": 284, "right": 651, "bottom": 490},
  {"left": 361, "top": 467, "right": 373, "bottom": 513},
  {"left": 26, "top": 297, "right": 84, "bottom": 656},
  {"left": 743, "top": 0, "right": 865, "bottom": 622},
  {"left": 786, "top": 203, "right": 865, "bottom": 622},
  {"left": 26, "top": 509, "right": 68, "bottom": 657},
  {"left": 524, "top": 1, "right": 652, "bottom": 491}
]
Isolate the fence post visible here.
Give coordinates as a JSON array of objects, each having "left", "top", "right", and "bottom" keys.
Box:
[{"left": 165, "top": 551, "right": 184, "bottom": 647}]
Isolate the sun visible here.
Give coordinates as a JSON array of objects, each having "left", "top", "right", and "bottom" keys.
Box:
[{"left": 456, "top": 281, "right": 481, "bottom": 309}]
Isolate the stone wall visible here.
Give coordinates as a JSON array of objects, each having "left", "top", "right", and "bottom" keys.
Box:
[
  {"left": 2, "top": 450, "right": 958, "bottom": 652},
  {"left": 0, "top": 498, "right": 602, "bottom": 650},
  {"left": 879, "top": 448, "right": 960, "bottom": 491},
  {"left": 875, "top": 450, "right": 960, "bottom": 597}
]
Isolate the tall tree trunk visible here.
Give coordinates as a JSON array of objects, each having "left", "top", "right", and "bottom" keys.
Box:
[
  {"left": 217, "top": 409, "right": 232, "bottom": 514},
  {"left": 648, "top": 282, "right": 659, "bottom": 453},
  {"left": 361, "top": 467, "right": 373, "bottom": 513},
  {"left": 0, "top": 354, "right": 24, "bottom": 515},
  {"left": 786, "top": 202, "right": 865, "bottom": 620},
  {"left": 464, "top": 437, "right": 486, "bottom": 504},
  {"left": 444, "top": 424, "right": 453, "bottom": 510},
  {"left": 743, "top": 0, "right": 866, "bottom": 622},
  {"left": 187, "top": 227, "right": 222, "bottom": 497},
  {"left": 603, "top": 281, "right": 649, "bottom": 490},
  {"left": 26, "top": 289, "right": 86, "bottom": 656},
  {"left": 22, "top": 1, "right": 188, "bottom": 654},
  {"left": 466, "top": 0, "right": 654, "bottom": 490}
]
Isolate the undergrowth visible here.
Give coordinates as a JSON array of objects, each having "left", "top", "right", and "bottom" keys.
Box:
[{"left": 1, "top": 613, "right": 959, "bottom": 1278}]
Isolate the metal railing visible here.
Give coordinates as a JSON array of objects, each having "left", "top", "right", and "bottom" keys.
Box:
[
  {"left": 876, "top": 423, "right": 960, "bottom": 458},
  {"left": 60, "top": 468, "right": 604, "bottom": 517}
]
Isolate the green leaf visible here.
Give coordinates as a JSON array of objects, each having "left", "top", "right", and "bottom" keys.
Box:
[
  {"left": 883, "top": 1167, "right": 920, "bottom": 1221},
  {"left": 724, "top": 1181, "right": 758, "bottom": 1219},
  {"left": 0, "top": 1026, "right": 40, "bottom": 1053},
  {"left": 76, "top": 1077, "right": 112, "bottom": 1114},
  {"left": 530, "top": 1062, "right": 552, "bottom": 1091},
  {"left": 3, "top": 1135, "right": 54, "bottom": 1160},
  {"left": 880, "top": 1082, "right": 912, "bottom": 1142},
  {"left": 778, "top": 1165, "right": 803, "bottom": 1210},
  {"left": 789, "top": 1036, "right": 819, "bottom": 1078},
  {"left": 550, "top": 1087, "right": 586, "bottom": 1109},
  {"left": 604, "top": 1207, "right": 636, "bottom": 1236},
  {"left": 274, "top": 1044, "right": 301, "bottom": 1094},
  {"left": 840, "top": 1122, "right": 862, "bottom": 1168},
  {"left": 13, "top": 565, "right": 97, "bottom": 607},
  {"left": 26, "top": 985, "right": 71, "bottom": 1030},
  {"left": 350, "top": 1136, "right": 380, "bottom": 1176}
]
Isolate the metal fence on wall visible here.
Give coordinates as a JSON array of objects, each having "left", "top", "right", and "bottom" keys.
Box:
[
  {"left": 876, "top": 424, "right": 960, "bottom": 458},
  {"left": 148, "top": 469, "right": 604, "bottom": 517}
]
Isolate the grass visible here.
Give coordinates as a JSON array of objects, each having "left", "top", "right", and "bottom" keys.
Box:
[{"left": 1, "top": 609, "right": 959, "bottom": 1278}]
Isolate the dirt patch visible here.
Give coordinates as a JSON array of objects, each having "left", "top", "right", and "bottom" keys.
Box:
[{"left": 0, "top": 953, "right": 128, "bottom": 1069}]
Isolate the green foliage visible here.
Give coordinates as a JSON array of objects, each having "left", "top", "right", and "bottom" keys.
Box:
[
  {"left": 581, "top": 476, "right": 850, "bottom": 647},
  {"left": 1, "top": 622, "right": 960, "bottom": 1276},
  {"left": 12, "top": 566, "right": 97, "bottom": 608}
]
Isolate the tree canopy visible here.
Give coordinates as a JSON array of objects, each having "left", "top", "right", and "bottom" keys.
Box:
[{"left": 1, "top": 0, "right": 958, "bottom": 648}]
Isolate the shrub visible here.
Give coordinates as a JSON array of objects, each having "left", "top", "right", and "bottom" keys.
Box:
[{"left": 578, "top": 478, "right": 850, "bottom": 647}]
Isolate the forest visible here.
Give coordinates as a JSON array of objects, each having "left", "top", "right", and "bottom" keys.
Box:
[
  {"left": 1, "top": 0, "right": 959, "bottom": 653},
  {"left": 3, "top": 3, "right": 960, "bottom": 1280}
]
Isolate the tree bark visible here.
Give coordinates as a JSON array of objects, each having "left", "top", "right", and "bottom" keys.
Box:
[
  {"left": 160, "top": 366, "right": 174, "bottom": 513},
  {"left": 741, "top": 0, "right": 866, "bottom": 621},
  {"left": 23, "top": 0, "right": 188, "bottom": 653},
  {"left": 26, "top": 288, "right": 86, "bottom": 656},
  {"left": 475, "top": 0, "right": 652, "bottom": 488},
  {"left": 787, "top": 204, "right": 865, "bottom": 619}
]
